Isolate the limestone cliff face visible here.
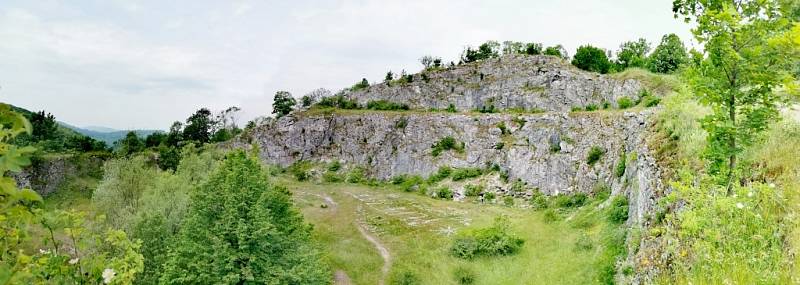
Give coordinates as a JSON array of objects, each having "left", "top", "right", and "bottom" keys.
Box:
[
  {"left": 241, "top": 109, "right": 663, "bottom": 224},
  {"left": 14, "top": 155, "right": 104, "bottom": 196},
  {"left": 344, "top": 55, "right": 643, "bottom": 112}
]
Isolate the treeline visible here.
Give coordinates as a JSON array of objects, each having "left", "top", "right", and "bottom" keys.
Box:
[
  {"left": 12, "top": 109, "right": 108, "bottom": 153},
  {"left": 116, "top": 106, "right": 247, "bottom": 171}
]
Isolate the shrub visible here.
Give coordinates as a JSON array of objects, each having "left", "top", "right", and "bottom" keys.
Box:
[
  {"left": 554, "top": 193, "right": 588, "bottom": 208},
  {"left": 484, "top": 191, "right": 496, "bottom": 201},
  {"left": 607, "top": 195, "right": 629, "bottom": 224},
  {"left": 390, "top": 174, "right": 407, "bottom": 185},
  {"left": 497, "top": 122, "right": 509, "bottom": 135},
  {"left": 529, "top": 192, "right": 548, "bottom": 210},
  {"left": 431, "top": 137, "right": 464, "bottom": 157},
  {"left": 366, "top": 100, "right": 410, "bottom": 111},
  {"left": 477, "top": 105, "right": 496, "bottom": 113},
  {"left": 316, "top": 95, "right": 360, "bottom": 109},
  {"left": 450, "top": 216, "right": 524, "bottom": 259},
  {"left": 593, "top": 183, "right": 611, "bottom": 201},
  {"left": 494, "top": 142, "right": 505, "bottom": 150},
  {"left": 584, "top": 104, "right": 599, "bottom": 111},
  {"left": 346, "top": 167, "right": 365, "bottom": 183},
  {"left": 464, "top": 184, "right": 484, "bottom": 197},
  {"left": 615, "top": 152, "right": 627, "bottom": 178},
  {"left": 543, "top": 209, "right": 560, "bottom": 223},
  {"left": 288, "top": 161, "right": 312, "bottom": 181},
  {"left": 570, "top": 106, "right": 583, "bottom": 112},
  {"left": 642, "top": 95, "right": 661, "bottom": 107},
  {"left": 446, "top": 104, "right": 457, "bottom": 113},
  {"left": 572, "top": 45, "right": 611, "bottom": 74},
  {"left": 322, "top": 171, "right": 342, "bottom": 183},
  {"left": 587, "top": 146, "right": 605, "bottom": 165},
  {"left": 453, "top": 267, "right": 476, "bottom": 284},
  {"left": 647, "top": 33, "right": 687, "bottom": 74},
  {"left": 395, "top": 117, "right": 408, "bottom": 129},
  {"left": 391, "top": 271, "right": 421, "bottom": 285},
  {"left": 328, "top": 161, "right": 341, "bottom": 172},
  {"left": 617, "top": 97, "right": 634, "bottom": 109},
  {"left": 602, "top": 101, "right": 611, "bottom": 109},
  {"left": 351, "top": 78, "right": 370, "bottom": 91},
  {"left": 452, "top": 167, "right": 483, "bottom": 181},
  {"left": 503, "top": 196, "right": 514, "bottom": 207},
  {"left": 399, "top": 175, "right": 424, "bottom": 192},
  {"left": 428, "top": 166, "right": 452, "bottom": 183},
  {"left": 437, "top": 187, "right": 454, "bottom": 199},
  {"left": 574, "top": 232, "right": 594, "bottom": 251}
]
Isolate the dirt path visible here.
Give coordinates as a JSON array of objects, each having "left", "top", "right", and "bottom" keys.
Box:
[
  {"left": 333, "top": 270, "right": 352, "bottom": 285},
  {"left": 357, "top": 222, "right": 392, "bottom": 285}
]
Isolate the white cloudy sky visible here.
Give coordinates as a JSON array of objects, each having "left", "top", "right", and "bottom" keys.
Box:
[{"left": 0, "top": 0, "right": 694, "bottom": 130}]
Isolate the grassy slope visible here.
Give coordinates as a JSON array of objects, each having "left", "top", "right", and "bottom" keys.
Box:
[{"left": 283, "top": 178, "right": 611, "bottom": 285}]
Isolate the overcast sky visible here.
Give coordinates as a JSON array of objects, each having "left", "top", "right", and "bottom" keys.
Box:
[{"left": 0, "top": 0, "right": 694, "bottom": 130}]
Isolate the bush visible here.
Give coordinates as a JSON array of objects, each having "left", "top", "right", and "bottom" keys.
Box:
[
  {"left": 642, "top": 95, "right": 661, "bottom": 107},
  {"left": 543, "top": 209, "right": 560, "bottom": 223},
  {"left": 615, "top": 152, "right": 627, "bottom": 178},
  {"left": 452, "top": 167, "right": 483, "bottom": 181},
  {"left": 587, "top": 146, "right": 605, "bottom": 166},
  {"left": 366, "top": 100, "right": 410, "bottom": 111},
  {"left": 322, "top": 171, "right": 342, "bottom": 183},
  {"left": 391, "top": 271, "right": 421, "bottom": 285},
  {"left": 617, "top": 97, "right": 634, "bottom": 109},
  {"left": 431, "top": 137, "right": 464, "bottom": 157},
  {"left": 497, "top": 122, "right": 509, "bottom": 135},
  {"left": 464, "top": 184, "right": 484, "bottom": 197},
  {"left": 648, "top": 33, "right": 687, "bottom": 74},
  {"left": 288, "top": 161, "right": 312, "bottom": 181},
  {"left": 453, "top": 267, "right": 476, "bottom": 284},
  {"left": 593, "top": 183, "right": 611, "bottom": 201},
  {"left": 554, "top": 193, "right": 588, "bottom": 208},
  {"left": 607, "top": 195, "right": 629, "bottom": 224},
  {"left": 503, "top": 196, "right": 514, "bottom": 207},
  {"left": 574, "top": 232, "right": 594, "bottom": 251},
  {"left": 390, "top": 174, "right": 407, "bottom": 185},
  {"left": 398, "top": 175, "right": 424, "bottom": 192},
  {"left": 328, "top": 161, "right": 341, "bottom": 172},
  {"left": 395, "top": 117, "right": 408, "bottom": 129},
  {"left": 346, "top": 167, "right": 366, "bottom": 183},
  {"left": 484, "top": 191, "right": 496, "bottom": 201},
  {"left": 428, "top": 166, "right": 452, "bottom": 183},
  {"left": 446, "top": 104, "right": 457, "bottom": 113},
  {"left": 437, "top": 187, "right": 454, "bottom": 199},
  {"left": 584, "top": 104, "right": 599, "bottom": 111},
  {"left": 529, "top": 192, "right": 548, "bottom": 210},
  {"left": 450, "top": 216, "right": 524, "bottom": 259},
  {"left": 572, "top": 45, "right": 611, "bottom": 74},
  {"left": 351, "top": 78, "right": 370, "bottom": 91},
  {"left": 477, "top": 105, "right": 496, "bottom": 113}
]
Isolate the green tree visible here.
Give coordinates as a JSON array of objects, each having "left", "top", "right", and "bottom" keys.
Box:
[
  {"left": 183, "top": 108, "right": 213, "bottom": 144},
  {"left": 674, "top": 0, "right": 800, "bottom": 190},
  {"left": 118, "top": 131, "right": 144, "bottom": 156},
  {"left": 572, "top": 45, "right": 611, "bottom": 73},
  {"left": 161, "top": 151, "right": 329, "bottom": 284},
  {"left": 272, "top": 91, "right": 297, "bottom": 119},
  {"left": 144, "top": 131, "right": 166, "bottom": 148},
  {"left": 615, "top": 38, "right": 651, "bottom": 69},
  {"left": 165, "top": 121, "right": 183, "bottom": 147},
  {"left": 544, "top": 45, "right": 567, "bottom": 58},
  {"left": 28, "top": 110, "right": 58, "bottom": 142},
  {"left": 647, "top": 33, "right": 688, "bottom": 73},
  {"left": 385, "top": 71, "right": 394, "bottom": 82},
  {"left": 524, "top": 42, "right": 543, "bottom": 55}
]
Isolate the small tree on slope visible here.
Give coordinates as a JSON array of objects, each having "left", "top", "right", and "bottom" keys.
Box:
[{"left": 160, "top": 151, "right": 329, "bottom": 284}]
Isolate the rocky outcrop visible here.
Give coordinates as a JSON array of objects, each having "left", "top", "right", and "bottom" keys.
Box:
[
  {"left": 14, "top": 154, "right": 104, "bottom": 196},
  {"left": 344, "top": 55, "right": 643, "bottom": 112},
  {"left": 240, "top": 109, "right": 664, "bottom": 224}
]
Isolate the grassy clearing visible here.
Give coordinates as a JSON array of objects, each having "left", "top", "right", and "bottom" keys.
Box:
[{"left": 283, "top": 178, "right": 620, "bottom": 285}]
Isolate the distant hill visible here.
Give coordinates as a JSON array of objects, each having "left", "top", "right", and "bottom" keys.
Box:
[{"left": 59, "top": 123, "right": 160, "bottom": 145}]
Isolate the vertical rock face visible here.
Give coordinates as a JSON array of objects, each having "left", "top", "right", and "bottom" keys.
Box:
[
  {"left": 344, "top": 55, "right": 643, "bottom": 112},
  {"left": 241, "top": 109, "right": 664, "bottom": 224},
  {"left": 14, "top": 155, "right": 104, "bottom": 196}
]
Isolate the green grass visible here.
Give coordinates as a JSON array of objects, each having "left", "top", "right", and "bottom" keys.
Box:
[{"left": 283, "top": 178, "right": 619, "bottom": 285}]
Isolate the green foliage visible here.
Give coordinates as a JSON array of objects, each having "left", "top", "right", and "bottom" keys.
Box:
[
  {"left": 395, "top": 117, "right": 408, "bottom": 129},
  {"left": 347, "top": 166, "right": 366, "bottom": 183},
  {"left": 496, "top": 122, "right": 509, "bottom": 135},
  {"left": 461, "top": 41, "right": 500, "bottom": 63},
  {"left": 322, "top": 171, "right": 343, "bottom": 183},
  {"left": 431, "top": 137, "right": 464, "bottom": 157},
  {"left": 572, "top": 45, "right": 611, "bottom": 74},
  {"left": 617, "top": 97, "right": 634, "bottom": 109},
  {"left": 183, "top": 108, "right": 214, "bottom": 144},
  {"left": 445, "top": 104, "right": 457, "bottom": 113},
  {"left": 366, "top": 100, "right": 410, "bottom": 111},
  {"left": 615, "top": 151, "right": 627, "bottom": 178},
  {"left": 586, "top": 146, "right": 605, "bottom": 166},
  {"left": 117, "top": 131, "right": 144, "bottom": 157},
  {"left": 476, "top": 105, "right": 497, "bottom": 113},
  {"left": 93, "top": 156, "right": 157, "bottom": 230},
  {"left": 615, "top": 38, "right": 651, "bottom": 69},
  {"left": 542, "top": 209, "right": 560, "bottom": 223},
  {"left": 436, "top": 187, "right": 453, "bottom": 199},
  {"left": 288, "top": 160, "right": 313, "bottom": 181},
  {"left": 529, "top": 192, "right": 548, "bottom": 210},
  {"left": 391, "top": 271, "right": 421, "bottom": 285},
  {"left": 450, "top": 216, "right": 525, "bottom": 259},
  {"left": 452, "top": 167, "right": 483, "bottom": 181},
  {"left": 351, "top": 78, "right": 370, "bottom": 91},
  {"left": 157, "top": 145, "right": 181, "bottom": 172},
  {"left": 316, "top": 95, "right": 361, "bottom": 109},
  {"left": 453, "top": 266, "right": 476, "bottom": 284},
  {"left": 525, "top": 42, "right": 543, "bottom": 55},
  {"left": 607, "top": 195, "right": 629, "bottom": 224},
  {"left": 675, "top": 0, "right": 800, "bottom": 188},
  {"left": 544, "top": 45, "right": 568, "bottom": 58},
  {"left": 328, "top": 160, "right": 341, "bottom": 172},
  {"left": 428, "top": 166, "right": 452, "bottom": 183},
  {"left": 483, "top": 191, "right": 496, "bottom": 201},
  {"left": 574, "top": 232, "right": 594, "bottom": 252},
  {"left": 399, "top": 175, "right": 424, "bottom": 192},
  {"left": 161, "top": 151, "right": 329, "bottom": 284},
  {"left": 584, "top": 104, "right": 599, "bottom": 111},
  {"left": 272, "top": 91, "right": 297, "bottom": 118},
  {"left": 464, "top": 184, "right": 484, "bottom": 197},
  {"left": 647, "top": 33, "right": 688, "bottom": 74},
  {"left": 640, "top": 89, "right": 662, "bottom": 107},
  {"left": 554, "top": 193, "right": 588, "bottom": 208}
]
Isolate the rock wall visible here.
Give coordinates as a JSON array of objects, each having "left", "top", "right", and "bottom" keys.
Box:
[
  {"left": 14, "top": 154, "right": 104, "bottom": 196},
  {"left": 241, "top": 110, "right": 664, "bottom": 224},
  {"left": 344, "top": 55, "right": 643, "bottom": 112}
]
